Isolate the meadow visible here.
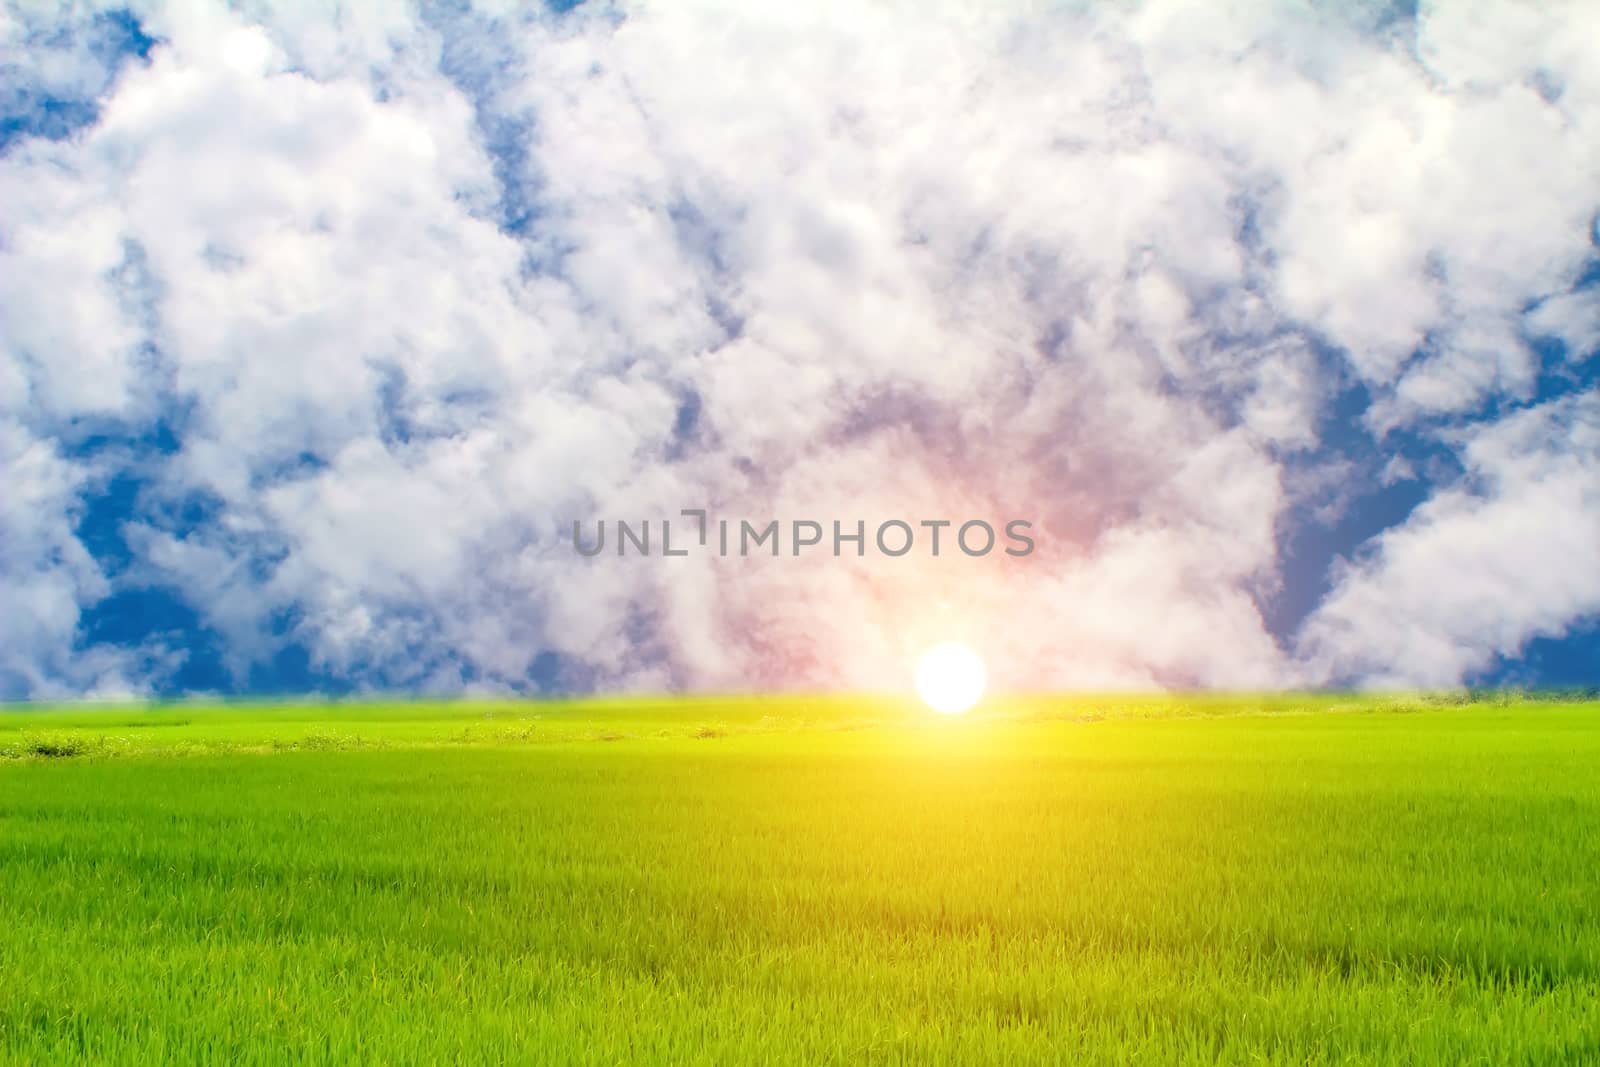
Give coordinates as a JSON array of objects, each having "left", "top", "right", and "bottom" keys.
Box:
[{"left": 1, "top": 693, "right": 1596, "bottom": 1064}]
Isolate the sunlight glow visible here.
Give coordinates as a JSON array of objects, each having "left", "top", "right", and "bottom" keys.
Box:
[{"left": 915, "top": 643, "right": 987, "bottom": 714}]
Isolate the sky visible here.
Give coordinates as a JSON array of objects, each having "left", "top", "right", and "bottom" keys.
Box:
[{"left": 2, "top": 0, "right": 1597, "bottom": 700}]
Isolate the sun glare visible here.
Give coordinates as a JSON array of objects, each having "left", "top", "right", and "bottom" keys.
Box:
[{"left": 915, "top": 643, "right": 987, "bottom": 714}]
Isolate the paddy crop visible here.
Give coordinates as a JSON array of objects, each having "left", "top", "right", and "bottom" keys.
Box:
[{"left": 1, "top": 693, "right": 1595, "bottom": 1064}]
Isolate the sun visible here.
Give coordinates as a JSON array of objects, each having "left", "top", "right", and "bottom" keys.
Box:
[{"left": 915, "top": 643, "right": 987, "bottom": 714}]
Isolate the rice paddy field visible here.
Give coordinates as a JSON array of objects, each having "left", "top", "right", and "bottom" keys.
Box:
[{"left": 1, "top": 693, "right": 1597, "bottom": 1065}]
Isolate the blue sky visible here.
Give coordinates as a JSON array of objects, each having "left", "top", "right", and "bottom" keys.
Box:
[{"left": 2, "top": 2, "right": 1597, "bottom": 698}]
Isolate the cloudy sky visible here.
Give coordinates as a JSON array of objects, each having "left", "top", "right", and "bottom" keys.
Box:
[{"left": 2, "top": 0, "right": 1597, "bottom": 699}]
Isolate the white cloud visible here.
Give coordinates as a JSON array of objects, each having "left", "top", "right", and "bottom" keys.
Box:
[
  {"left": 1527, "top": 285, "right": 1600, "bottom": 364},
  {"left": 1, "top": 0, "right": 1596, "bottom": 697},
  {"left": 0, "top": 419, "right": 146, "bottom": 697},
  {"left": 1300, "top": 392, "right": 1600, "bottom": 687}
]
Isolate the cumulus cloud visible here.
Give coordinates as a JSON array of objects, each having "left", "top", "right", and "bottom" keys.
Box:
[
  {"left": 1300, "top": 392, "right": 1600, "bottom": 686},
  {"left": 1, "top": 0, "right": 1596, "bottom": 698}
]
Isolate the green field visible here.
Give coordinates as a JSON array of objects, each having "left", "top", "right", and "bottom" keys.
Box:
[{"left": 2, "top": 694, "right": 1597, "bottom": 1064}]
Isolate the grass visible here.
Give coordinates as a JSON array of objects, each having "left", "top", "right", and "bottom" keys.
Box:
[{"left": 0, "top": 693, "right": 1597, "bottom": 1064}]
